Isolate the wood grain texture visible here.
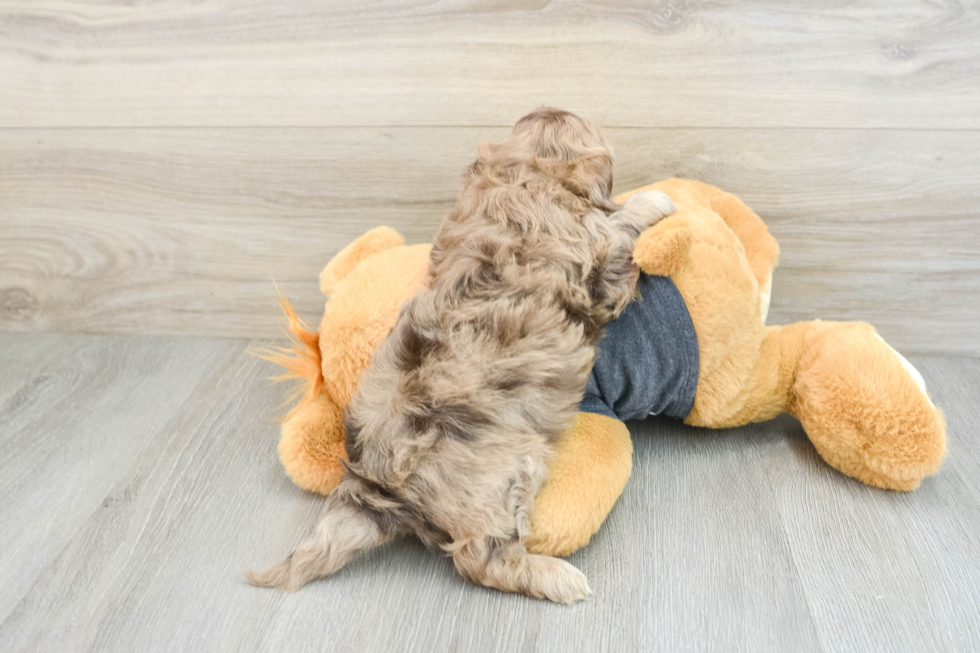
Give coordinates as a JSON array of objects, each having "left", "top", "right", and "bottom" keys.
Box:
[
  {"left": 2, "top": 336, "right": 978, "bottom": 652},
  {"left": 0, "top": 332, "right": 241, "bottom": 625},
  {"left": 2, "top": 1, "right": 977, "bottom": 648},
  {"left": 756, "top": 357, "right": 980, "bottom": 652},
  {"left": 2, "top": 1, "right": 979, "bottom": 128},
  {"left": 2, "top": 127, "right": 978, "bottom": 353},
  {"left": 0, "top": 333, "right": 75, "bottom": 405},
  {"left": 0, "top": 338, "right": 293, "bottom": 653}
]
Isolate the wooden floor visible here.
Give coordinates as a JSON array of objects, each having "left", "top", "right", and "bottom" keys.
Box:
[
  {"left": 2, "top": 1, "right": 980, "bottom": 650},
  {"left": 1, "top": 331, "right": 978, "bottom": 653}
]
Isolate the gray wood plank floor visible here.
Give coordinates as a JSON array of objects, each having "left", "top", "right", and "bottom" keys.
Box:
[{"left": 1, "top": 332, "right": 978, "bottom": 653}]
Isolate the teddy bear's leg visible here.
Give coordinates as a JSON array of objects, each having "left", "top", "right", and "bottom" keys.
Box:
[
  {"left": 278, "top": 391, "right": 348, "bottom": 495},
  {"left": 704, "top": 189, "right": 779, "bottom": 323},
  {"left": 789, "top": 322, "right": 946, "bottom": 491},
  {"left": 669, "top": 180, "right": 780, "bottom": 322},
  {"left": 702, "top": 187, "right": 777, "bottom": 279},
  {"left": 525, "top": 413, "right": 633, "bottom": 556},
  {"left": 634, "top": 210, "right": 777, "bottom": 429},
  {"left": 691, "top": 319, "right": 945, "bottom": 490}
]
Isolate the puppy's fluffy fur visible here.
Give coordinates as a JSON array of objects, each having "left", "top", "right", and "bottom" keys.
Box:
[{"left": 248, "top": 109, "right": 675, "bottom": 602}]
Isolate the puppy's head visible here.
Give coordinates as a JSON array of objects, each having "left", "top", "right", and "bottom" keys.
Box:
[
  {"left": 511, "top": 108, "right": 609, "bottom": 158},
  {"left": 479, "top": 108, "right": 616, "bottom": 210}
]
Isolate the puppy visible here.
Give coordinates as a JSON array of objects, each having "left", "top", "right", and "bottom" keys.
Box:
[{"left": 248, "top": 108, "right": 675, "bottom": 602}]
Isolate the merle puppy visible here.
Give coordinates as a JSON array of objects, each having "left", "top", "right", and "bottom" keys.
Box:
[{"left": 248, "top": 108, "right": 675, "bottom": 602}]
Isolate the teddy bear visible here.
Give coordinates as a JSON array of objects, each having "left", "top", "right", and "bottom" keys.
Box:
[{"left": 266, "top": 178, "right": 946, "bottom": 557}]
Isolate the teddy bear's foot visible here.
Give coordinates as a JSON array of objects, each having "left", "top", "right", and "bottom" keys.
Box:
[
  {"left": 278, "top": 392, "right": 348, "bottom": 495},
  {"left": 791, "top": 323, "right": 946, "bottom": 491},
  {"left": 525, "top": 413, "right": 633, "bottom": 556}
]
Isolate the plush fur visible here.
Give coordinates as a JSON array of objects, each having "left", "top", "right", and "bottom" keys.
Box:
[
  {"left": 250, "top": 110, "right": 674, "bottom": 603},
  {"left": 254, "top": 177, "right": 947, "bottom": 596},
  {"left": 630, "top": 179, "right": 946, "bottom": 490}
]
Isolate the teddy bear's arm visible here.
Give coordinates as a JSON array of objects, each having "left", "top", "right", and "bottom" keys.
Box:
[{"left": 631, "top": 215, "right": 696, "bottom": 278}]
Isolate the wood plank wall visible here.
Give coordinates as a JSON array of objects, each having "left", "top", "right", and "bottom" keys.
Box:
[{"left": 1, "top": 1, "right": 978, "bottom": 354}]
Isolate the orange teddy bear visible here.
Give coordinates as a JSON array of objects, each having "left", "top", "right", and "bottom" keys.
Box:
[{"left": 268, "top": 178, "right": 946, "bottom": 557}]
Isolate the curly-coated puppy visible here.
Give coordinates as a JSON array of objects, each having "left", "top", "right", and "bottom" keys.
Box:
[{"left": 248, "top": 108, "right": 675, "bottom": 602}]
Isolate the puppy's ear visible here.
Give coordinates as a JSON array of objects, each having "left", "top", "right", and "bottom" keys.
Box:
[
  {"left": 565, "top": 152, "right": 617, "bottom": 212},
  {"left": 473, "top": 140, "right": 524, "bottom": 172},
  {"left": 477, "top": 142, "right": 497, "bottom": 161}
]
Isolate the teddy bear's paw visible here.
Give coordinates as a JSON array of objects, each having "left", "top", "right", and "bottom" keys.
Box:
[
  {"left": 793, "top": 324, "right": 947, "bottom": 492},
  {"left": 622, "top": 189, "right": 677, "bottom": 229},
  {"left": 873, "top": 333, "right": 931, "bottom": 403}
]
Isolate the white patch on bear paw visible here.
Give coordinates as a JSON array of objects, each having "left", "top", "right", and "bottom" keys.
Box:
[
  {"left": 874, "top": 333, "right": 930, "bottom": 400},
  {"left": 758, "top": 271, "right": 773, "bottom": 324}
]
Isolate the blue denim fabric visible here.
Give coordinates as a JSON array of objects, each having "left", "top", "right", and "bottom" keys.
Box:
[{"left": 579, "top": 274, "right": 699, "bottom": 421}]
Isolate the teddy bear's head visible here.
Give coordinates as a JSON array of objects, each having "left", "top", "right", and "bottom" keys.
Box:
[{"left": 268, "top": 231, "right": 432, "bottom": 494}]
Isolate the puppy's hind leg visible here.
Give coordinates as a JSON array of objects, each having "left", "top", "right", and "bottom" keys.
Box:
[
  {"left": 507, "top": 455, "right": 548, "bottom": 540},
  {"left": 246, "top": 477, "right": 399, "bottom": 592},
  {"left": 452, "top": 538, "right": 591, "bottom": 604}
]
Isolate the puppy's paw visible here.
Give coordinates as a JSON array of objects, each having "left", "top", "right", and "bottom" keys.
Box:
[
  {"left": 624, "top": 190, "right": 677, "bottom": 228},
  {"left": 535, "top": 557, "right": 592, "bottom": 604}
]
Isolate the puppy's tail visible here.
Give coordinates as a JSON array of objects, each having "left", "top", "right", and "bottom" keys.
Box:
[{"left": 246, "top": 478, "right": 395, "bottom": 591}]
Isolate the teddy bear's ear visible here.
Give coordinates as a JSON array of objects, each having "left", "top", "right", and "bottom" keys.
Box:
[{"left": 319, "top": 226, "right": 405, "bottom": 297}]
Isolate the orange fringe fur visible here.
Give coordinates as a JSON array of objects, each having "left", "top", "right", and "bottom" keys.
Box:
[{"left": 256, "top": 290, "right": 323, "bottom": 414}]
